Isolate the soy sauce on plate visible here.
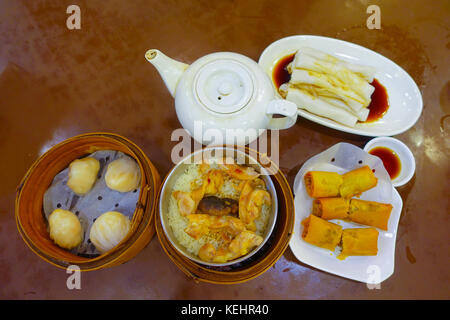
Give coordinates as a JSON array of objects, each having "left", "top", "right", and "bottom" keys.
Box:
[
  {"left": 272, "top": 53, "right": 295, "bottom": 91},
  {"left": 365, "top": 79, "right": 389, "bottom": 123}
]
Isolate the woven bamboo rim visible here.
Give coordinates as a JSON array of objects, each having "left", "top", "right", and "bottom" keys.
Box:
[
  {"left": 155, "top": 145, "right": 295, "bottom": 284},
  {"left": 15, "top": 132, "right": 161, "bottom": 271}
]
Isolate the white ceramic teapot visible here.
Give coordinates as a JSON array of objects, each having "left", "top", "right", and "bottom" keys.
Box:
[{"left": 145, "top": 49, "right": 297, "bottom": 145}]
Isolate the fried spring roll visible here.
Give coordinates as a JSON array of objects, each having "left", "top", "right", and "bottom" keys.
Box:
[
  {"left": 312, "top": 197, "right": 350, "bottom": 220},
  {"left": 339, "top": 166, "right": 378, "bottom": 198},
  {"left": 348, "top": 199, "right": 393, "bottom": 231},
  {"left": 301, "top": 214, "right": 343, "bottom": 251},
  {"left": 338, "top": 227, "right": 379, "bottom": 259},
  {"left": 304, "top": 171, "right": 344, "bottom": 198}
]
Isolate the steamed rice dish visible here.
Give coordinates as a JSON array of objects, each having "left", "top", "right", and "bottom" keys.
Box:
[{"left": 167, "top": 159, "right": 272, "bottom": 264}]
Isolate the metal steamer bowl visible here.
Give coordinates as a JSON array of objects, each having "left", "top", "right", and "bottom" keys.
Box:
[{"left": 158, "top": 146, "right": 278, "bottom": 267}]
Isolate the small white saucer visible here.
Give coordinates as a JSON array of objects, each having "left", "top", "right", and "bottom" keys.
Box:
[{"left": 364, "top": 137, "right": 415, "bottom": 187}]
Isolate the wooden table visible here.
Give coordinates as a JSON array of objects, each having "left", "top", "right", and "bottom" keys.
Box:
[{"left": 0, "top": 0, "right": 448, "bottom": 299}]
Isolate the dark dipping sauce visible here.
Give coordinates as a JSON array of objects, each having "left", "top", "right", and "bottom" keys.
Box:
[
  {"left": 369, "top": 146, "right": 401, "bottom": 179},
  {"left": 365, "top": 79, "right": 389, "bottom": 123},
  {"left": 272, "top": 54, "right": 390, "bottom": 123},
  {"left": 272, "top": 53, "right": 295, "bottom": 91}
]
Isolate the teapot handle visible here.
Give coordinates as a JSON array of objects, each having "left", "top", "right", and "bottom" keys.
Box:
[{"left": 266, "top": 99, "right": 298, "bottom": 130}]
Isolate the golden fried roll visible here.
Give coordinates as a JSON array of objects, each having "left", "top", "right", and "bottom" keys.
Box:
[
  {"left": 338, "top": 227, "right": 379, "bottom": 259},
  {"left": 301, "top": 214, "right": 343, "bottom": 251},
  {"left": 348, "top": 199, "right": 393, "bottom": 231},
  {"left": 312, "top": 197, "right": 350, "bottom": 220},
  {"left": 304, "top": 171, "right": 343, "bottom": 198},
  {"left": 339, "top": 166, "right": 378, "bottom": 198}
]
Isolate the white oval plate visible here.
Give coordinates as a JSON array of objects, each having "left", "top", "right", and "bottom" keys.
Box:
[
  {"left": 258, "top": 35, "right": 423, "bottom": 137},
  {"left": 290, "top": 143, "right": 403, "bottom": 283}
]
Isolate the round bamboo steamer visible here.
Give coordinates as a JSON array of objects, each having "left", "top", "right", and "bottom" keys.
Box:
[
  {"left": 15, "top": 132, "right": 161, "bottom": 271},
  {"left": 155, "top": 146, "right": 295, "bottom": 284}
]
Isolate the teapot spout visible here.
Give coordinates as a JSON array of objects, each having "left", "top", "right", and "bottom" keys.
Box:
[{"left": 145, "top": 49, "right": 189, "bottom": 97}]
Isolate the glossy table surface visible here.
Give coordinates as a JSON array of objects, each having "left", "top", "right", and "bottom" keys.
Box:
[{"left": 0, "top": 0, "right": 448, "bottom": 299}]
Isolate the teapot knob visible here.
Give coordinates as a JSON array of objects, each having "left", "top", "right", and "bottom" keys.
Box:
[{"left": 195, "top": 59, "right": 254, "bottom": 114}]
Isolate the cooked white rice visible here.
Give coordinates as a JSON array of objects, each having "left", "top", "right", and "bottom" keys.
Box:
[{"left": 167, "top": 163, "right": 271, "bottom": 258}]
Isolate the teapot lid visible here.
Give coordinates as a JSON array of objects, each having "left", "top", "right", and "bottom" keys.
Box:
[{"left": 194, "top": 59, "right": 255, "bottom": 114}]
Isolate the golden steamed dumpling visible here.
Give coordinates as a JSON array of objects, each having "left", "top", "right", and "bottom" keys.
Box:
[
  {"left": 105, "top": 156, "right": 140, "bottom": 192},
  {"left": 48, "top": 209, "right": 83, "bottom": 250},
  {"left": 89, "top": 211, "right": 131, "bottom": 253},
  {"left": 67, "top": 157, "right": 100, "bottom": 195}
]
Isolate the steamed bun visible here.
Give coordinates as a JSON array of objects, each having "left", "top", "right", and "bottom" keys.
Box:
[
  {"left": 89, "top": 211, "right": 131, "bottom": 253},
  {"left": 67, "top": 157, "right": 100, "bottom": 195},
  {"left": 105, "top": 156, "right": 140, "bottom": 192},
  {"left": 48, "top": 209, "right": 83, "bottom": 250}
]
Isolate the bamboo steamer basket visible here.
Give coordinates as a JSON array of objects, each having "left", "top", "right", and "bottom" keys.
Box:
[
  {"left": 15, "top": 132, "right": 161, "bottom": 271},
  {"left": 156, "top": 145, "right": 295, "bottom": 284}
]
